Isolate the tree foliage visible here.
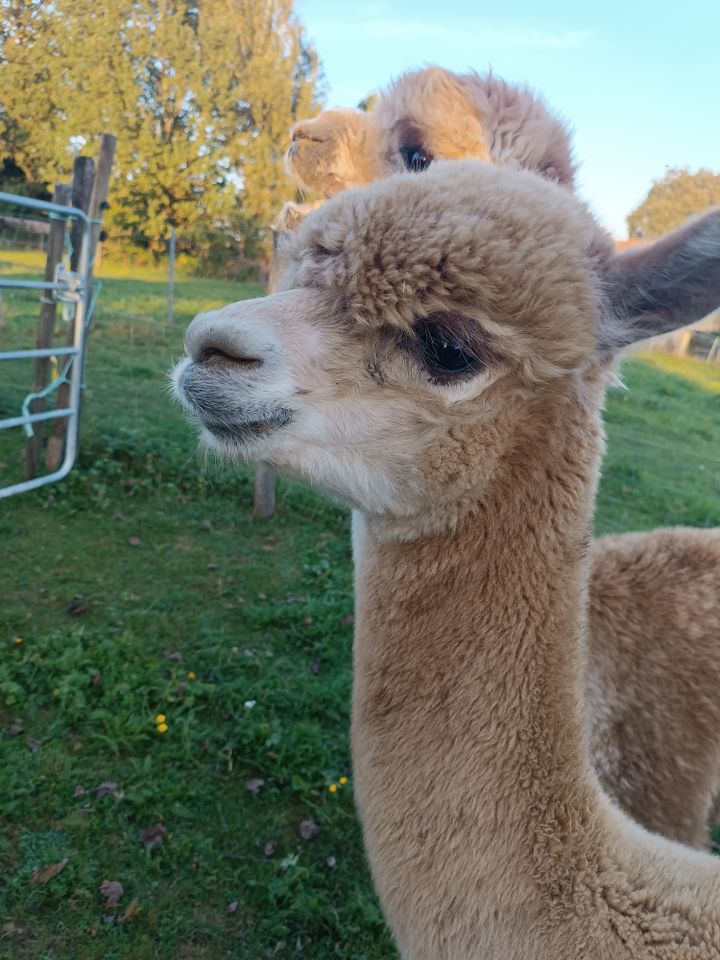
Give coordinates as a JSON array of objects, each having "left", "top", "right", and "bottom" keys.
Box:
[
  {"left": 0, "top": 0, "right": 323, "bottom": 258},
  {"left": 627, "top": 167, "right": 720, "bottom": 240}
]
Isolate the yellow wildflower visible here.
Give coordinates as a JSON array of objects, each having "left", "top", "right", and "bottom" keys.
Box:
[
  {"left": 155, "top": 713, "right": 166, "bottom": 724},
  {"left": 156, "top": 722, "right": 169, "bottom": 734},
  {"left": 13, "top": 636, "right": 23, "bottom": 645},
  {"left": 187, "top": 671, "right": 196, "bottom": 680},
  {"left": 328, "top": 783, "right": 338, "bottom": 794},
  {"left": 338, "top": 776, "right": 348, "bottom": 785}
]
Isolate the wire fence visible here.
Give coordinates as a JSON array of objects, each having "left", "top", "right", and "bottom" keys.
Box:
[{"left": 0, "top": 214, "right": 51, "bottom": 253}]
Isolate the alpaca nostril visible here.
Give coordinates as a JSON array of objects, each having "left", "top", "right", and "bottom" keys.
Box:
[{"left": 199, "top": 345, "right": 261, "bottom": 369}]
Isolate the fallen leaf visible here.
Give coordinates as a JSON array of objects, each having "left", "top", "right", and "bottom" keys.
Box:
[
  {"left": 245, "top": 778, "right": 265, "bottom": 795},
  {"left": 303, "top": 616, "right": 314, "bottom": 626},
  {"left": 100, "top": 879, "right": 124, "bottom": 907},
  {"left": 298, "top": 819, "right": 319, "bottom": 841},
  {"left": 227, "top": 900, "right": 238, "bottom": 914},
  {"left": 67, "top": 598, "right": 89, "bottom": 616},
  {"left": 95, "top": 781, "right": 118, "bottom": 798},
  {"left": 263, "top": 840, "right": 277, "bottom": 858},
  {"left": 2, "top": 921, "right": 26, "bottom": 938},
  {"left": 325, "top": 856, "right": 337, "bottom": 869},
  {"left": 309, "top": 657, "right": 320, "bottom": 675},
  {"left": 164, "top": 650, "right": 183, "bottom": 661},
  {"left": 26, "top": 736, "right": 40, "bottom": 752},
  {"left": 128, "top": 536, "right": 141, "bottom": 547},
  {"left": 200, "top": 519, "right": 213, "bottom": 531},
  {"left": 7, "top": 723, "right": 23, "bottom": 735},
  {"left": 31, "top": 858, "right": 68, "bottom": 884},
  {"left": 138, "top": 823, "right": 167, "bottom": 850},
  {"left": 122, "top": 899, "right": 141, "bottom": 923},
  {"left": 257, "top": 592, "right": 267, "bottom": 600},
  {"left": 341, "top": 614, "right": 354, "bottom": 625},
  {"left": 207, "top": 562, "right": 218, "bottom": 570},
  {"left": 91, "top": 673, "right": 102, "bottom": 687},
  {"left": 73, "top": 785, "right": 88, "bottom": 798}
]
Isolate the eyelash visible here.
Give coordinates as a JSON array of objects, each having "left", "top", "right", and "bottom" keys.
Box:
[
  {"left": 399, "top": 146, "right": 434, "bottom": 173},
  {"left": 415, "top": 324, "right": 482, "bottom": 381}
]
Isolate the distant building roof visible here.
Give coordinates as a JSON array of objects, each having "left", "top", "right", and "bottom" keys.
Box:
[{"left": 615, "top": 238, "right": 645, "bottom": 252}]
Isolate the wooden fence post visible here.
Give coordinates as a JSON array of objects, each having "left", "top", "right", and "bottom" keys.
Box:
[
  {"left": 167, "top": 224, "right": 176, "bottom": 329},
  {"left": 46, "top": 134, "right": 116, "bottom": 471},
  {"left": 24, "top": 182, "right": 73, "bottom": 478},
  {"left": 69, "top": 157, "right": 96, "bottom": 271},
  {"left": 253, "top": 464, "right": 277, "bottom": 518},
  {"left": 43, "top": 157, "right": 94, "bottom": 470},
  {"left": 675, "top": 329, "right": 692, "bottom": 358}
]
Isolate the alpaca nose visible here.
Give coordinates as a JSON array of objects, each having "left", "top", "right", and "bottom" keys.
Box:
[
  {"left": 197, "top": 340, "right": 261, "bottom": 370},
  {"left": 184, "top": 308, "right": 264, "bottom": 370}
]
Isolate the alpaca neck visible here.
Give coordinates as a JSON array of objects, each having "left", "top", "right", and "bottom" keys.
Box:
[
  {"left": 352, "top": 380, "right": 601, "bottom": 946},
  {"left": 351, "top": 375, "right": 720, "bottom": 958}
]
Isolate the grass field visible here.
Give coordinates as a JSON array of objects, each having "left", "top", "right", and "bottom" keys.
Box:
[{"left": 1, "top": 250, "right": 719, "bottom": 959}]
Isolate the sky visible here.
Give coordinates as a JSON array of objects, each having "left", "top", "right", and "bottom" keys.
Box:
[{"left": 295, "top": 0, "right": 720, "bottom": 238}]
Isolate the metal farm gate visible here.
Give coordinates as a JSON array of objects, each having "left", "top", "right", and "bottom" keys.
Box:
[{"left": 0, "top": 136, "right": 115, "bottom": 499}]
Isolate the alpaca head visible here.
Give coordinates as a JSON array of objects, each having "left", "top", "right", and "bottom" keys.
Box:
[
  {"left": 175, "top": 162, "right": 720, "bottom": 528},
  {"left": 371, "top": 66, "right": 492, "bottom": 174},
  {"left": 285, "top": 108, "right": 383, "bottom": 197},
  {"left": 284, "top": 66, "right": 574, "bottom": 202}
]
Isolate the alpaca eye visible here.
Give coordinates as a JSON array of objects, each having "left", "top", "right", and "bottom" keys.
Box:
[
  {"left": 416, "top": 326, "right": 478, "bottom": 378},
  {"left": 400, "top": 145, "right": 433, "bottom": 172}
]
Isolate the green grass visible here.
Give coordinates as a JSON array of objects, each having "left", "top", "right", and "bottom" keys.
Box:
[{"left": 1, "top": 251, "right": 719, "bottom": 958}]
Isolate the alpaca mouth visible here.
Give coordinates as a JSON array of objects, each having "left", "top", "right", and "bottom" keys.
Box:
[
  {"left": 173, "top": 359, "right": 294, "bottom": 444},
  {"left": 198, "top": 409, "right": 293, "bottom": 443}
]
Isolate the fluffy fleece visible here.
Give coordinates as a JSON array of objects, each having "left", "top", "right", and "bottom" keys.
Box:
[
  {"left": 175, "top": 161, "right": 720, "bottom": 956},
  {"left": 278, "top": 65, "right": 720, "bottom": 847},
  {"left": 284, "top": 65, "right": 574, "bottom": 201}
]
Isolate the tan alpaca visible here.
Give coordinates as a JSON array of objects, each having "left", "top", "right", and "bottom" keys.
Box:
[
  {"left": 286, "top": 108, "right": 384, "bottom": 197},
  {"left": 284, "top": 65, "right": 574, "bottom": 199},
  {"left": 276, "top": 108, "right": 385, "bottom": 252},
  {"left": 281, "top": 66, "right": 720, "bottom": 848},
  {"left": 175, "top": 161, "right": 720, "bottom": 957}
]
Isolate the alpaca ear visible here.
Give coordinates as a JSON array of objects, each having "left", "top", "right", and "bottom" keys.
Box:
[{"left": 599, "top": 208, "right": 720, "bottom": 352}]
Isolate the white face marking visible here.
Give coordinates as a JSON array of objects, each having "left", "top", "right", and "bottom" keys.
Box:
[
  {"left": 173, "top": 289, "right": 431, "bottom": 513},
  {"left": 172, "top": 280, "right": 512, "bottom": 519}
]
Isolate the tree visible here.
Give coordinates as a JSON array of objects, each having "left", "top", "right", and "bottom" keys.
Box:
[
  {"left": 0, "top": 0, "right": 323, "bottom": 258},
  {"left": 198, "top": 0, "right": 322, "bottom": 258},
  {"left": 627, "top": 167, "right": 720, "bottom": 240},
  {"left": 0, "top": 0, "right": 67, "bottom": 178}
]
